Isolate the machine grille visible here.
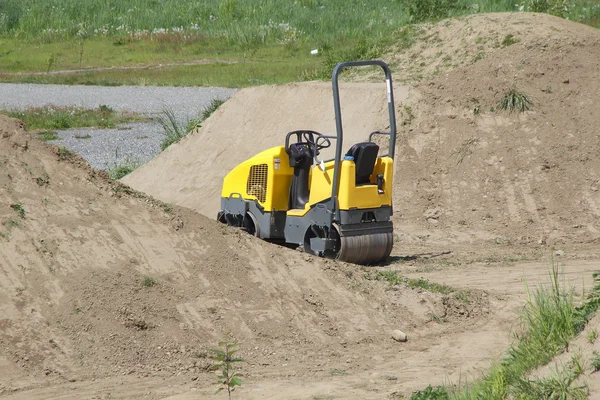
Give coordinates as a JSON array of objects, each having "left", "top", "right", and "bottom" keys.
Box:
[{"left": 246, "top": 164, "right": 268, "bottom": 203}]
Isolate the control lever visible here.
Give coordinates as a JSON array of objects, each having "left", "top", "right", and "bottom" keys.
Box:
[{"left": 377, "top": 174, "right": 384, "bottom": 194}]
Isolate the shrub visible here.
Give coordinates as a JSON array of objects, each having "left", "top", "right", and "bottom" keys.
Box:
[
  {"left": 400, "top": 0, "right": 462, "bottom": 23},
  {"left": 497, "top": 88, "right": 534, "bottom": 113}
]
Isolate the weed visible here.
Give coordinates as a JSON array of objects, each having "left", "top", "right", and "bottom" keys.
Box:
[
  {"left": 587, "top": 328, "right": 598, "bottom": 344},
  {"left": 157, "top": 107, "right": 188, "bottom": 150},
  {"left": 452, "top": 137, "right": 479, "bottom": 165},
  {"left": 318, "top": 38, "right": 387, "bottom": 79},
  {"left": 57, "top": 146, "right": 75, "bottom": 161},
  {"left": 36, "top": 130, "right": 60, "bottom": 141},
  {"left": 516, "top": 0, "right": 572, "bottom": 17},
  {"left": 501, "top": 34, "right": 519, "bottom": 47},
  {"left": 407, "top": 277, "right": 454, "bottom": 295},
  {"left": 10, "top": 202, "right": 25, "bottom": 219},
  {"left": 446, "top": 260, "right": 600, "bottom": 399},
  {"left": 106, "top": 157, "right": 141, "bottom": 180},
  {"left": 591, "top": 351, "right": 600, "bottom": 373},
  {"left": 209, "top": 335, "right": 244, "bottom": 399},
  {"left": 511, "top": 354, "right": 588, "bottom": 399},
  {"left": 202, "top": 99, "right": 226, "bottom": 121},
  {"left": 74, "top": 134, "right": 92, "bottom": 139},
  {"left": 74, "top": 306, "right": 83, "bottom": 314},
  {"left": 3, "top": 105, "right": 145, "bottom": 131},
  {"left": 161, "top": 203, "right": 173, "bottom": 214},
  {"left": 143, "top": 277, "right": 157, "bottom": 287},
  {"left": 497, "top": 88, "right": 534, "bottom": 113},
  {"left": 400, "top": 0, "right": 461, "bottom": 23},
  {"left": 330, "top": 368, "right": 349, "bottom": 376},
  {"left": 36, "top": 174, "right": 50, "bottom": 186},
  {"left": 542, "top": 86, "right": 554, "bottom": 94},
  {"left": 3, "top": 217, "right": 21, "bottom": 230},
  {"left": 410, "top": 385, "right": 449, "bottom": 400},
  {"left": 402, "top": 105, "right": 415, "bottom": 125}
]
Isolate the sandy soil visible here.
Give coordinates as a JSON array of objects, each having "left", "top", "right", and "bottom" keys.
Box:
[{"left": 2, "top": 11, "right": 600, "bottom": 400}]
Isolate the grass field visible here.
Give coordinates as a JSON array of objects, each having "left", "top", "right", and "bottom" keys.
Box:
[{"left": 0, "top": 0, "right": 598, "bottom": 86}]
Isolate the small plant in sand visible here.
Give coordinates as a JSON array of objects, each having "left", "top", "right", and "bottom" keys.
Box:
[
  {"left": 497, "top": 88, "right": 533, "bottom": 113},
  {"left": 57, "top": 146, "right": 75, "bottom": 161},
  {"left": 409, "top": 384, "right": 449, "bottom": 399},
  {"left": 142, "top": 276, "right": 157, "bottom": 287},
  {"left": 588, "top": 328, "right": 598, "bottom": 344},
  {"left": 209, "top": 335, "right": 244, "bottom": 399},
  {"left": 591, "top": 351, "right": 600, "bottom": 373},
  {"left": 10, "top": 202, "right": 26, "bottom": 219}
]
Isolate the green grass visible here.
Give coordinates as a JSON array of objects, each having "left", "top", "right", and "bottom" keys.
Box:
[
  {"left": 497, "top": 88, "right": 534, "bottom": 113},
  {"left": 158, "top": 99, "right": 226, "bottom": 150},
  {"left": 365, "top": 270, "right": 471, "bottom": 302},
  {"left": 445, "top": 264, "right": 600, "bottom": 400},
  {"left": 107, "top": 157, "right": 141, "bottom": 180},
  {"left": 142, "top": 276, "right": 157, "bottom": 287},
  {"left": 1, "top": 105, "right": 146, "bottom": 131},
  {"left": 37, "top": 130, "right": 60, "bottom": 141},
  {"left": 10, "top": 202, "right": 26, "bottom": 219},
  {"left": 0, "top": 1, "right": 598, "bottom": 87},
  {"left": 57, "top": 146, "right": 75, "bottom": 161}
]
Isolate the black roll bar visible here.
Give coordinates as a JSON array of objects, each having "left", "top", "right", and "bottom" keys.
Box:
[{"left": 329, "top": 60, "right": 397, "bottom": 216}]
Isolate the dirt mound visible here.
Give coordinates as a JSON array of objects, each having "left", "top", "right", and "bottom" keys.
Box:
[
  {"left": 383, "top": 12, "right": 600, "bottom": 84},
  {"left": 396, "top": 13, "right": 600, "bottom": 248},
  {"left": 0, "top": 115, "right": 431, "bottom": 393},
  {"left": 122, "top": 13, "right": 600, "bottom": 251},
  {"left": 121, "top": 81, "right": 411, "bottom": 218}
]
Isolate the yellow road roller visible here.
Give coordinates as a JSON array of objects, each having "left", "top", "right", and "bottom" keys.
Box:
[{"left": 217, "top": 60, "right": 397, "bottom": 264}]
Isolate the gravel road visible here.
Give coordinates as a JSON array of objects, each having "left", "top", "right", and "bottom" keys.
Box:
[{"left": 0, "top": 83, "right": 237, "bottom": 169}]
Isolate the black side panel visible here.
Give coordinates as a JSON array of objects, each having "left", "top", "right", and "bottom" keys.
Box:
[{"left": 288, "top": 143, "right": 313, "bottom": 209}]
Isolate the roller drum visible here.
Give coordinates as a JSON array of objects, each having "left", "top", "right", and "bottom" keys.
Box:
[{"left": 337, "top": 232, "right": 393, "bottom": 265}]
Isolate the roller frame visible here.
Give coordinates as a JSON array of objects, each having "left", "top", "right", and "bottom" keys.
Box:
[{"left": 218, "top": 60, "right": 398, "bottom": 265}]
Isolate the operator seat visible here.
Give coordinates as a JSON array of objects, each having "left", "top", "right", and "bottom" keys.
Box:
[{"left": 345, "top": 142, "right": 379, "bottom": 185}]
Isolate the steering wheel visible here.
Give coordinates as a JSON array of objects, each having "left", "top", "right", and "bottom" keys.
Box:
[{"left": 285, "top": 130, "right": 331, "bottom": 156}]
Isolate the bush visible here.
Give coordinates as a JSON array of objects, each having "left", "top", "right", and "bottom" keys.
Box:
[
  {"left": 516, "top": 0, "right": 572, "bottom": 17},
  {"left": 400, "top": 0, "right": 462, "bottom": 23}
]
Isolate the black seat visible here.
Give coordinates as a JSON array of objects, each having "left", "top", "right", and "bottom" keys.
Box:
[{"left": 345, "top": 142, "right": 379, "bottom": 185}]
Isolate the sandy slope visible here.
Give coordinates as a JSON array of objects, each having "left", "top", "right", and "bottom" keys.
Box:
[
  {"left": 3, "top": 11, "right": 600, "bottom": 400},
  {"left": 121, "top": 82, "right": 411, "bottom": 218}
]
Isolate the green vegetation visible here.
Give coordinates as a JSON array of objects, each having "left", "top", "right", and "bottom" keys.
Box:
[
  {"left": 511, "top": 354, "right": 587, "bottom": 399},
  {"left": 57, "top": 146, "right": 75, "bottom": 161},
  {"left": 365, "top": 270, "right": 471, "bottom": 302},
  {"left": 497, "top": 88, "right": 534, "bottom": 113},
  {"left": 209, "top": 335, "right": 244, "bottom": 399},
  {"left": 413, "top": 264, "right": 600, "bottom": 399},
  {"left": 107, "top": 157, "right": 141, "bottom": 180},
  {"left": 36, "top": 130, "right": 60, "bottom": 141},
  {"left": 501, "top": 33, "right": 519, "bottom": 47},
  {"left": 157, "top": 108, "right": 188, "bottom": 150},
  {"left": 591, "top": 351, "right": 600, "bottom": 373},
  {"left": 158, "top": 99, "right": 226, "bottom": 150},
  {"left": 588, "top": 328, "right": 598, "bottom": 343},
  {"left": 1, "top": 105, "right": 146, "bottom": 131},
  {"left": 142, "top": 276, "right": 156, "bottom": 287},
  {"left": 201, "top": 98, "right": 226, "bottom": 121},
  {"left": 10, "top": 202, "right": 26, "bottom": 218},
  {"left": 410, "top": 385, "right": 450, "bottom": 399},
  {"left": 1, "top": 1, "right": 599, "bottom": 86}
]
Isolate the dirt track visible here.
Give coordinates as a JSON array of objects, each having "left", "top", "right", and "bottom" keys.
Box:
[{"left": 2, "top": 12, "right": 600, "bottom": 400}]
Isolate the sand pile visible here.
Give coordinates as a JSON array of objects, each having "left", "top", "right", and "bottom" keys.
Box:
[
  {"left": 123, "top": 13, "right": 600, "bottom": 250},
  {"left": 0, "top": 116, "right": 423, "bottom": 393},
  {"left": 121, "top": 82, "right": 411, "bottom": 218},
  {"left": 395, "top": 13, "right": 600, "bottom": 247}
]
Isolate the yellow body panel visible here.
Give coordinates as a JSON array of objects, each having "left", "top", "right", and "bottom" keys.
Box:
[
  {"left": 221, "top": 146, "right": 292, "bottom": 212},
  {"left": 221, "top": 147, "right": 394, "bottom": 214}
]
